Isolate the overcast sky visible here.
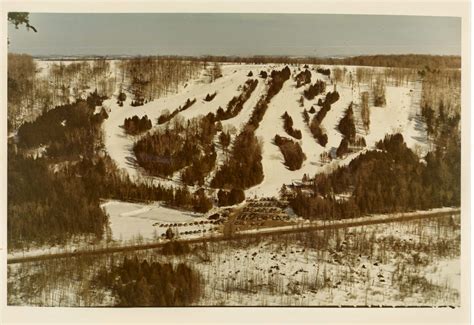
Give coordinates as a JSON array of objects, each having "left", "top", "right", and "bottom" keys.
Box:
[{"left": 8, "top": 13, "right": 461, "bottom": 57}]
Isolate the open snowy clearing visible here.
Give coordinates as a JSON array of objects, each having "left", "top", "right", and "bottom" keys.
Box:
[
  {"left": 101, "top": 200, "right": 202, "bottom": 241},
  {"left": 7, "top": 213, "right": 460, "bottom": 307}
]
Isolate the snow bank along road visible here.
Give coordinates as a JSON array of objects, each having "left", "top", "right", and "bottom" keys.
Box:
[{"left": 7, "top": 207, "right": 459, "bottom": 264}]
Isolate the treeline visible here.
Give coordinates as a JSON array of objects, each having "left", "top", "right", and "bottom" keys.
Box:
[
  {"left": 281, "top": 112, "right": 302, "bottom": 139},
  {"left": 295, "top": 69, "right": 311, "bottom": 88},
  {"left": 308, "top": 91, "right": 340, "bottom": 147},
  {"left": 82, "top": 54, "right": 460, "bottom": 69},
  {"left": 303, "top": 80, "right": 326, "bottom": 100},
  {"left": 274, "top": 135, "right": 306, "bottom": 170},
  {"left": 190, "top": 54, "right": 461, "bottom": 69},
  {"left": 134, "top": 114, "right": 217, "bottom": 184},
  {"left": 123, "top": 115, "right": 152, "bottom": 135},
  {"left": 215, "top": 79, "right": 258, "bottom": 121},
  {"left": 157, "top": 98, "right": 196, "bottom": 124},
  {"left": 289, "top": 132, "right": 460, "bottom": 220},
  {"left": 211, "top": 66, "right": 291, "bottom": 189},
  {"left": 96, "top": 257, "right": 201, "bottom": 306}
]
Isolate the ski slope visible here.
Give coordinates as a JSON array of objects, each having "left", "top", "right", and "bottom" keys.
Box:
[
  {"left": 98, "top": 63, "right": 429, "bottom": 198},
  {"left": 36, "top": 60, "right": 430, "bottom": 198}
]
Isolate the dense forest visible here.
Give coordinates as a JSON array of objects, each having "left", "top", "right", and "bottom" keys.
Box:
[
  {"left": 17, "top": 91, "right": 107, "bottom": 159},
  {"left": 8, "top": 149, "right": 108, "bottom": 248},
  {"left": 211, "top": 66, "right": 291, "bottom": 189},
  {"left": 96, "top": 257, "right": 201, "bottom": 306},
  {"left": 289, "top": 127, "right": 460, "bottom": 220}
]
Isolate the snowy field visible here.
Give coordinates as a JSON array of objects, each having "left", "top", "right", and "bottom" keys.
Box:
[
  {"left": 7, "top": 213, "right": 460, "bottom": 307},
  {"left": 101, "top": 200, "right": 200, "bottom": 242}
]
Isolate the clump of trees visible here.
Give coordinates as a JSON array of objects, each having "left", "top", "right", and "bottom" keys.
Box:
[
  {"left": 123, "top": 115, "right": 152, "bottom": 135},
  {"left": 274, "top": 135, "right": 306, "bottom": 170},
  {"left": 332, "top": 67, "right": 345, "bottom": 83},
  {"left": 157, "top": 98, "right": 196, "bottom": 124},
  {"left": 209, "top": 62, "right": 222, "bottom": 82},
  {"left": 259, "top": 71, "right": 268, "bottom": 78},
  {"left": 360, "top": 91, "right": 370, "bottom": 132},
  {"left": 204, "top": 92, "right": 217, "bottom": 102},
  {"left": 117, "top": 92, "right": 127, "bottom": 106},
  {"left": 307, "top": 91, "right": 339, "bottom": 147},
  {"left": 215, "top": 79, "right": 258, "bottom": 121},
  {"left": 309, "top": 121, "right": 328, "bottom": 147},
  {"left": 295, "top": 69, "right": 311, "bottom": 88},
  {"left": 211, "top": 126, "right": 264, "bottom": 189},
  {"left": 302, "top": 109, "right": 310, "bottom": 124},
  {"left": 372, "top": 75, "right": 386, "bottom": 107},
  {"left": 337, "top": 102, "right": 356, "bottom": 143},
  {"left": 217, "top": 188, "right": 245, "bottom": 206},
  {"left": 17, "top": 91, "right": 108, "bottom": 159},
  {"left": 336, "top": 103, "right": 367, "bottom": 158},
  {"left": 281, "top": 112, "right": 302, "bottom": 139},
  {"left": 96, "top": 257, "right": 202, "bottom": 306},
  {"left": 316, "top": 67, "right": 331, "bottom": 76},
  {"left": 303, "top": 80, "right": 326, "bottom": 100}
]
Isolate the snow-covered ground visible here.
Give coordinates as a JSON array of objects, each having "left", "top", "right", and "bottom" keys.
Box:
[
  {"left": 101, "top": 200, "right": 201, "bottom": 241},
  {"left": 96, "top": 63, "right": 429, "bottom": 198},
  {"left": 12, "top": 61, "right": 433, "bottom": 258},
  {"left": 32, "top": 61, "right": 429, "bottom": 199},
  {"left": 8, "top": 213, "right": 460, "bottom": 307}
]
